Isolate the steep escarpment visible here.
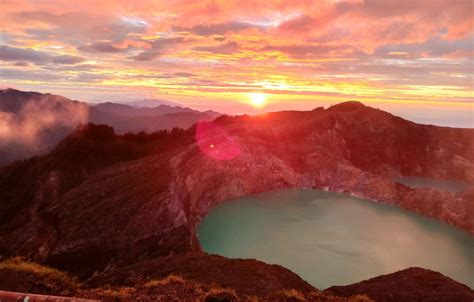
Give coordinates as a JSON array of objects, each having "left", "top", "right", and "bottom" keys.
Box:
[
  {"left": 0, "top": 124, "right": 192, "bottom": 267},
  {"left": 0, "top": 102, "right": 472, "bottom": 297}
]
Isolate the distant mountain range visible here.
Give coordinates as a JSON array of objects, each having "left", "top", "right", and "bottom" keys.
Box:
[
  {"left": 90, "top": 101, "right": 221, "bottom": 133},
  {"left": 118, "top": 98, "right": 182, "bottom": 108},
  {"left": 0, "top": 88, "right": 221, "bottom": 165}
]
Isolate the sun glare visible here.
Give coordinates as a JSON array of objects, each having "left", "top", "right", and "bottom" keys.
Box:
[{"left": 248, "top": 93, "right": 267, "bottom": 108}]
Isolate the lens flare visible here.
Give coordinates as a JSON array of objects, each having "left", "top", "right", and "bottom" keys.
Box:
[{"left": 196, "top": 121, "right": 241, "bottom": 161}]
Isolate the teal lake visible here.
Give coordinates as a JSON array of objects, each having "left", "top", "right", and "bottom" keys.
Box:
[{"left": 198, "top": 189, "right": 474, "bottom": 289}]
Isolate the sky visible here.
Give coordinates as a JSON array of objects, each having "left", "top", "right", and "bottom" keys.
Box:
[{"left": 0, "top": 0, "right": 473, "bottom": 126}]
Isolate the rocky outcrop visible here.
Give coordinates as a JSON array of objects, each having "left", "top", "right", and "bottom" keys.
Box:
[
  {"left": 324, "top": 267, "right": 474, "bottom": 302},
  {"left": 0, "top": 102, "right": 472, "bottom": 294}
]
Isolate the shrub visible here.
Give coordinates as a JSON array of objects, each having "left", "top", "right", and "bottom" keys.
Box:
[
  {"left": 145, "top": 274, "right": 185, "bottom": 287},
  {"left": 86, "top": 286, "right": 134, "bottom": 299},
  {"left": 0, "top": 257, "right": 79, "bottom": 293},
  {"left": 276, "top": 288, "right": 306, "bottom": 301},
  {"left": 348, "top": 294, "right": 374, "bottom": 302},
  {"left": 242, "top": 295, "right": 260, "bottom": 302},
  {"left": 203, "top": 287, "right": 239, "bottom": 302}
]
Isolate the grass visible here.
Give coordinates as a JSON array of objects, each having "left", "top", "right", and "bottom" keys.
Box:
[
  {"left": 242, "top": 295, "right": 260, "bottom": 302},
  {"left": 145, "top": 274, "right": 185, "bottom": 287},
  {"left": 0, "top": 258, "right": 374, "bottom": 302},
  {"left": 347, "top": 294, "right": 374, "bottom": 302},
  {"left": 86, "top": 286, "right": 135, "bottom": 299},
  {"left": 278, "top": 288, "right": 306, "bottom": 301},
  {"left": 203, "top": 287, "right": 238, "bottom": 301},
  {"left": 0, "top": 256, "right": 79, "bottom": 293}
]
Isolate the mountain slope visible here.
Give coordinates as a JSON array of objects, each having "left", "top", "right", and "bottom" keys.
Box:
[
  {"left": 0, "top": 100, "right": 472, "bottom": 301},
  {"left": 2, "top": 255, "right": 472, "bottom": 301},
  {"left": 0, "top": 102, "right": 472, "bottom": 277}
]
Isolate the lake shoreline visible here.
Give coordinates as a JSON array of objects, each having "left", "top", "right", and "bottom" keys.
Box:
[{"left": 198, "top": 189, "right": 474, "bottom": 289}]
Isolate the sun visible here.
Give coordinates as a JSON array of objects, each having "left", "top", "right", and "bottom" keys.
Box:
[{"left": 248, "top": 93, "right": 267, "bottom": 108}]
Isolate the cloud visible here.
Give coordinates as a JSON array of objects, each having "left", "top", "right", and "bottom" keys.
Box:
[
  {"left": 337, "top": 0, "right": 471, "bottom": 20},
  {"left": 375, "top": 36, "right": 473, "bottom": 58},
  {"left": 193, "top": 41, "right": 240, "bottom": 54},
  {"left": 132, "top": 50, "right": 161, "bottom": 61},
  {"left": 0, "top": 93, "right": 88, "bottom": 146},
  {"left": 78, "top": 42, "right": 132, "bottom": 53},
  {"left": 17, "top": 11, "right": 150, "bottom": 44},
  {"left": 52, "top": 55, "right": 86, "bottom": 65},
  {"left": 73, "top": 72, "right": 113, "bottom": 83},
  {"left": 0, "top": 68, "right": 64, "bottom": 81},
  {"left": 262, "top": 44, "right": 339, "bottom": 58},
  {"left": 130, "top": 37, "right": 187, "bottom": 61},
  {"left": 0, "top": 45, "right": 51, "bottom": 64},
  {"left": 374, "top": 22, "right": 416, "bottom": 41},
  {"left": 174, "top": 21, "right": 260, "bottom": 36},
  {"left": 173, "top": 72, "right": 196, "bottom": 77},
  {"left": 0, "top": 45, "right": 85, "bottom": 65},
  {"left": 14, "top": 61, "right": 29, "bottom": 67},
  {"left": 278, "top": 15, "right": 322, "bottom": 32}
]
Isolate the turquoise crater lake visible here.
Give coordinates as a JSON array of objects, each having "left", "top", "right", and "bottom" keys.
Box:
[{"left": 198, "top": 189, "right": 474, "bottom": 289}]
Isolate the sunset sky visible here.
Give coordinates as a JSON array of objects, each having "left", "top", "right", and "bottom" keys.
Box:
[{"left": 0, "top": 0, "right": 472, "bottom": 125}]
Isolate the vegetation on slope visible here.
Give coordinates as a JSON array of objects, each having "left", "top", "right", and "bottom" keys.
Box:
[
  {"left": 0, "top": 123, "right": 192, "bottom": 237},
  {"left": 0, "top": 257, "right": 79, "bottom": 295},
  {"left": 0, "top": 257, "right": 373, "bottom": 302}
]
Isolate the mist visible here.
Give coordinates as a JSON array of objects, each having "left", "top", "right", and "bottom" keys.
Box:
[{"left": 0, "top": 93, "right": 89, "bottom": 164}]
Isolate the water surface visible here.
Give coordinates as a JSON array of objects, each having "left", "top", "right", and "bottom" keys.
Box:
[{"left": 198, "top": 189, "right": 474, "bottom": 288}]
